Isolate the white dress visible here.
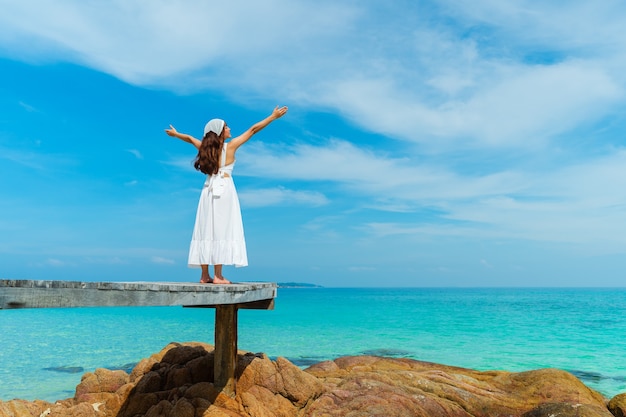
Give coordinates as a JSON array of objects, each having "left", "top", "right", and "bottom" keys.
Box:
[{"left": 188, "top": 143, "right": 248, "bottom": 267}]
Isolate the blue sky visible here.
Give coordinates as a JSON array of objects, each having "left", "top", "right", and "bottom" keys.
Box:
[{"left": 1, "top": 1, "right": 626, "bottom": 287}]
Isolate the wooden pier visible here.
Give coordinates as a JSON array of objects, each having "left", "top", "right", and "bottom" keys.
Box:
[{"left": 0, "top": 279, "right": 277, "bottom": 396}]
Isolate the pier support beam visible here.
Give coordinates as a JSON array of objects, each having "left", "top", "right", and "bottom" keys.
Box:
[{"left": 214, "top": 305, "right": 238, "bottom": 395}]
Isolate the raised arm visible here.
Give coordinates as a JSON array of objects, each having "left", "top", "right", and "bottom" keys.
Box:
[
  {"left": 165, "top": 125, "right": 202, "bottom": 150},
  {"left": 228, "top": 106, "right": 288, "bottom": 153}
]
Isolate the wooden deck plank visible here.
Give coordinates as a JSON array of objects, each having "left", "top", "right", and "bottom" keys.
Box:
[{"left": 0, "top": 279, "right": 277, "bottom": 310}]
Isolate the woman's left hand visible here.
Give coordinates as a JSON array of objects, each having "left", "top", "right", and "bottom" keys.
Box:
[{"left": 272, "top": 106, "right": 288, "bottom": 119}]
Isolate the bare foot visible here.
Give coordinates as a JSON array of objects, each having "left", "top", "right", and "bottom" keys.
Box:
[
  {"left": 200, "top": 275, "right": 212, "bottom": 284},
  {"left": 213, "top": 276, "right": 231, "bottom": 284}
]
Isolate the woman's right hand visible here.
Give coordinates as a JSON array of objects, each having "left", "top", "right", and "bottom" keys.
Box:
[{"left": 165, "top": 124, "right": 178, "bottom": 137}]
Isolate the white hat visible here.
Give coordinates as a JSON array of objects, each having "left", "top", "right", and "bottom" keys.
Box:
[{"left": 204, "top": 119, "right": 225, "bottom": 136}]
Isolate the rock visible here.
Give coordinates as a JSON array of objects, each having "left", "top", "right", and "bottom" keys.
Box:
[
  {"left": 0, "top": 344, "right": 622, "bottom": 417},
  {"left": 117, "top": 343, "right": 262, "bottom": 417},
  {"left": 609, "top": 393, "right": 626, "bottom": 417},
  {"left": 74, "top": 368, "right": 129, "bottom": 402},
  {"left": 237, "top": 355, "right": 324, "bottom": 409},
  {"left": 47, "top": 401, "right": 98, "bottom": 417},
  {"left": 0, "top": 400, "right": 50, "bottom": 417},
  {"left": 522, "top": 402, "right": 614, "bottom": 417},
  {"left": 303, "top": 356, "right": 610, "bottom": 417},
  {"left": 232, "top": 352, "right": 324, "bottom": 417}
]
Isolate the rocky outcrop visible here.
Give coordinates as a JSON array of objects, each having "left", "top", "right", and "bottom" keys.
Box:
[
  {"left": 305, "top": 355, "right": 612, "bottom": 417},
  {"left": 0, "top": 342, "right": 622, "bottom": 417}
]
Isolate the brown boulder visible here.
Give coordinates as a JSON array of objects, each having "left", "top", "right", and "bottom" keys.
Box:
[
  {"left": 0, "top": 400, "right": 50, "bottom": 417},
  {"left": 609, "top": 393, "right": 626, "bottom": 417},
  {"left": 74, "top": 367, "right": 129, "bottom": 402},
  {"left": 237, "top": 355, "right": 324, "bottom": 408}
]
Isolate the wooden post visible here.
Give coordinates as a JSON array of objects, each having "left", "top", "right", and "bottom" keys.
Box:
[{"left": 214, "top": 304, "right": 238, "bottom": 395}]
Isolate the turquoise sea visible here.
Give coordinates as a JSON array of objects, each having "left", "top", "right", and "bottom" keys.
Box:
[{"left": 1, "top": 287, "right": 625, "bottom": 402}]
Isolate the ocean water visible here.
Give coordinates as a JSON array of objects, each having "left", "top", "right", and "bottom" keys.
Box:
[{"left": 1, "top": 287, "right": 625, "bottom": 402}]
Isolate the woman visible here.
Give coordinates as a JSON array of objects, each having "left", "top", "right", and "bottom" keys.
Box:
[{"left": 166, "top": 105, "right": 288, "bottom": 284}]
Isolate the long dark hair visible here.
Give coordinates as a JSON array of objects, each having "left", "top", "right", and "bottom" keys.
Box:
[{"left": 194, "top": 130, "right": 225, "bottom": 175}]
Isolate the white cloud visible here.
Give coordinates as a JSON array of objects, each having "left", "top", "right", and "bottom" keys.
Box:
[
  {"left": 126, "top": 149, "right": 143, "bottom": 159},
  {"left": 0, "top": 1, "right": 355, "bottom": 84},
  {"left": 4, "top": 1, "right": 626, "bottom": 266},
  {"left": 151, "top": 256, "right": 175, "bottom": 265},
  {"left": 3, "top": 1, "right": 625, "bottom": 151},
  {"left": 46, "top": 258, "right": 65, "bottom": 267},
  {"left": 81, "top": 257, "right": 128, "bottom": 265},
  {"left": 315, "top": 53, "right": 623, "bottom": 150},
  {"left": 442, "top": 0, "right": 626, "bottom": 53},
  {"left": 240, "top": 140, "right": 526, "bottom": 201},
  {"left": 160, "top": 156, "right": 196, "bottom": 171},
  {"left": 242, "top": 138, "right": 626, "bottom": 249},
  {"left": 239, "top": 187, "right": 328, "bottom": 208},
  {"left": 0, "top": 145, "right": 77, "bottom": 171},
  {"left": 433, "top": 61, "right": 622, "bottom": 146},
  {"left": 18, "top": 101, "right": 39, "bottom": 112},
  {"left": 348, "top": 266, "right": 377, "bottom": 272}
]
